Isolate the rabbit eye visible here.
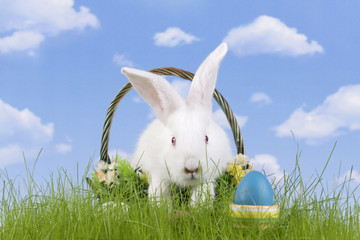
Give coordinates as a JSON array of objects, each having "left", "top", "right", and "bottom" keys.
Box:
[
  {"left": 171, "top": 137, "right": 176, "bottom": 146},
  {"left": 205, "top": 135, "right": 209, "bottom": 144}
]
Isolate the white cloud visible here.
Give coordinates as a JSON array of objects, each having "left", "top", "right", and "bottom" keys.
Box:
[
  {"left": 249, "top": 92, "right": 272, "bottom": 105},
  {"left": 338, "top": 169, "right": 360, "bottom": 186},
  {"left": 154, "top": 27, "right": 199, "bottom": 47},
  {"left": 170, "top": 79, "right": 191, "bottom": 99},
  {"left": 132, "top": 96, "right": 142, "bottom": 103},
  {"left": 0, "top": 99, "right": 54, "bottom": 143},
  {"left": 147, "top": 111, "right": 156, "bottom": 121},
  {"left": 213, "top": 108, "right": 248, "bottom": 129},
  {"left": 250, "top": 154, "right": 284, "bottom": 183},
  {"left": 0, "top": 31, "right": 45, "bottom": 54},
  {"left": 223, "top": 15, "right": 324, "bottom": 57},
  {"left": 0, "top": 145, "right": 23, "bottom": 168},
  {"left": 0, "top": 99, "right": 54, "bottom": 167},
  {"left": 55, "top": 143, "right": 72, "bottom": 154},
  {"left": 0, "top": 0, "right": 99, "bottom": 54},
  {"left": 108, "top": 149, "right": 131, "bottom": 160},
  {"left": 274, "top": 85, "right": 360, "bottom": 143},
  {"left": 113, "top": 54, "right": 134, "bottom": 67}
]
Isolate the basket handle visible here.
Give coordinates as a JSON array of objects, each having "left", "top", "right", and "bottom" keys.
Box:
[{"left": 100, "top": 67, "right": 244, "bottom": 163}]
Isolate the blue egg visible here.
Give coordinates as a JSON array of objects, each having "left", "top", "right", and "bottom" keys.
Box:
[{"left": 234, "top": 171, "right": 274, "bottom": 206}]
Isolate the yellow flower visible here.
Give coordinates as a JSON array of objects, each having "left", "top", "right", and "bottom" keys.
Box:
[
  {"left": 142, "top": 171, "right": 150, "bottom": 184},
  {"left": 227, "top": 163, "right": 247, "bottom": 186}
]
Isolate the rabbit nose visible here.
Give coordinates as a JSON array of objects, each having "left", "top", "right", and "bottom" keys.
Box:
[{"left": 184, "top": 167, "right": 199, "bottom": 174}]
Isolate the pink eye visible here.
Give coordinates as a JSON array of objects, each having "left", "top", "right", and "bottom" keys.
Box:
[
  {"left": 171, "top": 137, "right": 176, "bottom": 146},
  {"left": 205, "top": 135, "right": 209, "bottom": 144}
]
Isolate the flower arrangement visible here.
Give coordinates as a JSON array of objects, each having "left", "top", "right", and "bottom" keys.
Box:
[
  {"left": 227, "top": 153, "right": 252, "bottom": 186},
  {"left": 86, "top": 155, "right": 149, "bottom": 201}
]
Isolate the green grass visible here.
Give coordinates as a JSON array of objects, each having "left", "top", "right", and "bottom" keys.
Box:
[{"left": 0, "top": 145, "right": 359, "bottom": 239}]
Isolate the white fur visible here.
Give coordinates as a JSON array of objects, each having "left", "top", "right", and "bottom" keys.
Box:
[{"left": 121, "top": 43, "right": 232, "bottom": 204}]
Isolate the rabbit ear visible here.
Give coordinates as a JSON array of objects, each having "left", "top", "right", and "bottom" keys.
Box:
[
  {"left": 122, "top": 67, "right": 184, "bottom": 124},
  {"left": 186, "top": 43, "right": 228, "bottom": 113}
]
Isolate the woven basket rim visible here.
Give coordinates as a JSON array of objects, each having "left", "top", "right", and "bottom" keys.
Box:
[{"left": 100, "top": 67, "right": 244, "bottom": 164}]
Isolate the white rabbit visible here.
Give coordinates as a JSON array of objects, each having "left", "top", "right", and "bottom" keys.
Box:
[{"left": 121, "top": 43, "right": 233, "bottom": 204}]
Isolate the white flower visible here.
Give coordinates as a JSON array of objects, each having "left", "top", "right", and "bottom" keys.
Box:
[
  {"left": 95, "top": 160, "right": 116, "bottom": 170},
  {"left": 95, "top": 160, "right": 117, "bottom": 185},
  {"left": 108, "top": 161, "right": 116, "bottom": 170},
  {"left": 96, "top": 170, "right": 106, "bottom": 182},
  {"left": 105, "top": 170, "right": 116, "bottom": 185},
  {"left": 96, "top": 160, "right": 108, "bottom": 170},
  {"left": 235, "top": 153, "right": 250, "bottom": 167}
]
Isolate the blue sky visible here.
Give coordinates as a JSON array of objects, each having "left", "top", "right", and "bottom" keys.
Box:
[{"left": 0, "top": 0, "right": 359, "bottom": 189}]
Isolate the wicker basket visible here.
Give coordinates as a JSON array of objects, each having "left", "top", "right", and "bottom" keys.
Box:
[{"left": 87, "top": 67, "right": 248, "bottom": 200}]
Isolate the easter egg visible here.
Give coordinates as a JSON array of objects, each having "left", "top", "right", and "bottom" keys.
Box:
[
  {"left": 230, "top": 171, "right": 279, "bottom": 227},
  {"left": 233, "top": 171, "right": 274, "bottom": 206}
]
